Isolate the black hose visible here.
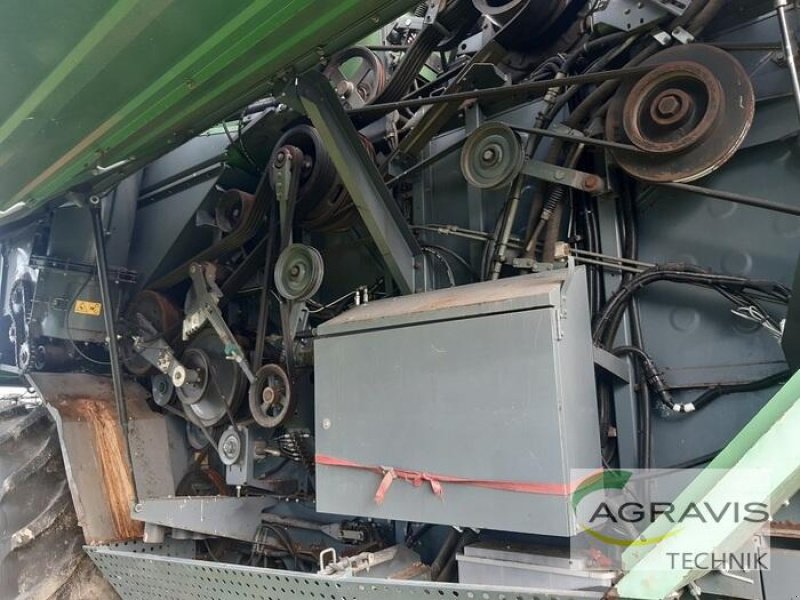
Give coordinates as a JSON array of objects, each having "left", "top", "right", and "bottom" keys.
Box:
[
  {"left": 437, "top": 529, "right": 478, "bottom": 582},
  {"left": 430, "top": 529, "right": 460, "bottom": 581},
  {"left": 690, "top": 370, "right": 791, "bottom": 412},
  {"left": 593, "top": 263, "right": 790, "bottom": 347},
  {"left": 620, "top": 191, "right": 651, "bottom": 468},
  {"left": 613, "top": 346, "right": 674, "bottom": 410}
]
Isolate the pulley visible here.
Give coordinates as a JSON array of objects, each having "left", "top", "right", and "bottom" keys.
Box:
[
  {"left": 185, "top": 421, "right": 209, "bottom": 451},
  {"left": 176, "top": 328, "right": 245, "bottom": 428},
  {"left": 472, "top": 0, "right": 572, "bottom": 51},
  {"left": 269, "top": 125, "right": 337, "bottom": 212},
  {"left": 461, "top": 122, "right": 524, "bottom": 189},
  {"left": 214, "top": 189, "right": 255, "bottom": 233},
  {"left": 268, "top": 125, "right": 360, "bottom": 232},
  {"left": 249, "top": 364, "right": 293, "bottom": 429},
  {"left": 606, "top": 44, "right": 755, "bottom": 183},
  {"left": 151, "top": 373, "right": 175, "bottom": 407},
  {"left": 8, "top": 277, "right": 33, "bottom": 317},
  {"left": 323, "top": 47, "right": 386, "bottom": 109},
  {"left": 274, "top": 244, "right": 324, "bottom": 302},
  {"left": 122, "top": 291, "right": 181, "bottom": 377},
  {"left": 31, "top": 343, "right": 71, "bottom": 371},
  {"left": 218, "top": 426, "right": 243, "bottom": 466}
]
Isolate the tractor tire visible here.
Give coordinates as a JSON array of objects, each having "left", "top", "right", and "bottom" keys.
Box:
[{"left": 0, "top": 399, "right": 119, "bottom": 600}]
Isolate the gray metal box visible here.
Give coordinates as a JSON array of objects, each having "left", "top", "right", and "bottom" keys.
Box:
[
  {"left": 314, "top": 267, "right": 600, "bottom": 536},
  {"left": 457, "top": 542, "right": 615, "bottom": 590}
]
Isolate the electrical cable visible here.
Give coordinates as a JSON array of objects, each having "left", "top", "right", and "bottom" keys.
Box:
[
  {"left": 422, "top": 246, "right": 456, "bottom": 287},
  {"left": 421, "top": 243, "right": 479, "bottom": 281},
  {"left": 593, "top": 264, "right": 790, "bottom": 348},
  {"left": 687, "top": 370, "right": 791, "bottom": 413}
]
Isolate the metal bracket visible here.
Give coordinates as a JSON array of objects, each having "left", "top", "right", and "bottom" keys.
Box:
[
  {"left": 132, "top": 496, "right": 277, "bottom": 542},
  {"left": 651, "top": 28, "right": 673, "bottom": 46},
  {"left": 671, "top": 25, "right": 695, "bottom": 44},
  {"left": 592, "top": 0, "right": 684, "bottom": 32},
  {"left": 423, "top": 0, "right": 444, "bottom": 26},
  {"left": 291, "top": 70, "right": 424, "bottom": 294},
  {"left": 184, "top": 262, "right": 256, "bottom": 383},
  {"left": 520, "top": 159, "right": 608, "bottom": 195},
  {"left": 594, "top": 346, "right": 632, "bottom": 383},
  {"left": 131, "top": 314, "right": 195, "bottom": 388},
  {"left": 272, "top": 145, "right": 304, "bottom": 250}
]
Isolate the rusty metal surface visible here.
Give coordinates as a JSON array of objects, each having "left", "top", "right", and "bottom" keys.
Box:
[
  {"left": 606, "top": 44, "right": 755, "bottom": 183},
  {"left": 28, "top": 372, "right": 186, "bottom": 544},
  {"left": 317, "top": 272, "right": 564, "bottom": 336},
  {"left": 121, "top": 290, "right": 182, "bottom": 377}
]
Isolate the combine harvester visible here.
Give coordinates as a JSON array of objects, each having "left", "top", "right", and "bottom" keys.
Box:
[{"left": 0, "top": 0, "right": 799, "bottom": 598}]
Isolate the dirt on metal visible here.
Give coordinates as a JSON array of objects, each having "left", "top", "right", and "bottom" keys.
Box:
[{"left": 52, "top": 397, "right": 143, "bottom": 541}]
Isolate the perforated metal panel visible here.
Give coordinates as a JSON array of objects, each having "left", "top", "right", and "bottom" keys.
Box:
[{"left": 86, "top": 545, "right": 603, "bottom": 600}]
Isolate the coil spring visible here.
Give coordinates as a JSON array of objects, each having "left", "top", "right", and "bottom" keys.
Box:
[{"left": 542, "top": 184, "right": 567, "bottom": 221}]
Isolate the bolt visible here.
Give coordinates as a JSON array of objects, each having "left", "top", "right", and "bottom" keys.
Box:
[
  {"left": 481, "top": 148, "right": 497, "bottom": 162},
  {"left": 554, "top": 169, "right": 565, "bottom": 181},
  {"left": 657, "top": 94, "right": 681, "bottom": 117},
  {"left": 222, "top": 438, "right": 237, "bottom": 457},
  {"left": 322, "top": 418, "right": 332, "bottom": 430},
  {"left": 582, "top": 175, "right": 601, "bottom": 192},
  {"left": 335, "top": 80, "right": 353, "bottom": 97},
  {"left": 262, "top": 386, "right": 276, "bottom": 405}
]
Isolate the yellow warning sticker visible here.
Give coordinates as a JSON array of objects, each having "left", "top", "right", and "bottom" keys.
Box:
[{"left": 74, "top": 300, "right": 102, "bottom": 316}]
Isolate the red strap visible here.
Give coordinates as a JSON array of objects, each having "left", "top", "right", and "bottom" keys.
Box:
[{"left": 316, "top": 454, "right": 588, "bottom": 505}]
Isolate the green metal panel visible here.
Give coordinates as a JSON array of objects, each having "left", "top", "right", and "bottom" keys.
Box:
[
  {"left": 0, "top": 0, "right": 416, "bottom": 225},
  {"left": 616, "top": 370, "right": 800, "bottom": 599}
]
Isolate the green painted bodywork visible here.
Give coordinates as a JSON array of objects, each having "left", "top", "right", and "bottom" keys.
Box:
[
  {"left": 617, "top": 370, "right": 800, "bottom": 599},
  {"left": 0, "top": 0, "right": 414, "bottom": 225}
]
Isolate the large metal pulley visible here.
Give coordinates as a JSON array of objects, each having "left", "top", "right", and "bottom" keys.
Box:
[
  {"left": 122, "top": 290, "right": 181, "bottom": 377},
  {"left": 274, "top": 244, "right": 324, "bottom": 302},
  {"left": 176, "top": 328, "right": 245, "bottom": 428},
  {"left": 606, "top": 44, "right": 755, "bottom": 183},
  {"left": 268, "top": 124, "right": 359, "bottom": 232},
  {"left": 174, "top": 347, "right": 210, "bottom": 405},
  {"left": 248, "top": 364, "right": 293, "bottom": 428},
  {"left": 214, "top": 189, "right": 254, "bottom": 233},
  {"left": 323, "top": 47, "right": 386, "bottom": 109},
  {"left": 460, "top": 122, "right": 525, "bottom": 189}
]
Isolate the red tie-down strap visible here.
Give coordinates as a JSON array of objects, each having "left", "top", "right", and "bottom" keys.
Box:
[{"left": 315, "top": 454, "right": 589, "bottom": 505}]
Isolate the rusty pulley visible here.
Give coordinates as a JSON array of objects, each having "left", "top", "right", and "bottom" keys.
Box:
[
  {"left": 323, "top": 47, "right": 386, "bottom": 110},
  {"left": 606, "top": 44, "right": 755, "bottom": 183}
]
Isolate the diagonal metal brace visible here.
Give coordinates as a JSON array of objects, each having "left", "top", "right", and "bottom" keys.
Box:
[
  {"left": 184, "top": 262, "right": 256, "bottom": 383},
  {"left": 615, "top": 370, "right": 800, "bottom": 599},
  {"left": 291, "top": 70, "right": 424, "bottom": 294}
]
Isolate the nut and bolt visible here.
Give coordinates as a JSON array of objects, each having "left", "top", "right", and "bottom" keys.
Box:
[
  {"left": 657, "top": 94, "right": 681, "bottom": 117},
  {"left": 582, "top": 175, "right": 601, "bottom": 192}
]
